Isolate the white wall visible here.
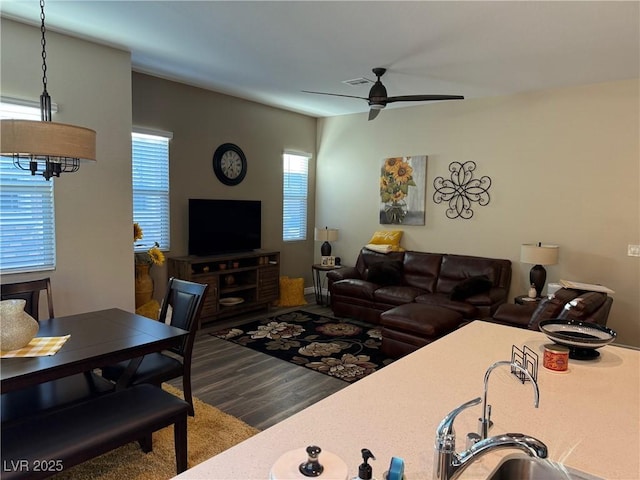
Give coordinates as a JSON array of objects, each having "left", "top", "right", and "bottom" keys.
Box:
[
  {"left": 1, "top": 19, "right": 135, "bottom": 316},
  {"left": 316, "top": 79, "right": 640, "bottom": 346}
]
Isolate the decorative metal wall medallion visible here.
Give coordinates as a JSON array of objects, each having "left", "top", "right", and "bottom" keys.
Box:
[{"left": 433, "top": 161, "right": 491, "bottom": 219}]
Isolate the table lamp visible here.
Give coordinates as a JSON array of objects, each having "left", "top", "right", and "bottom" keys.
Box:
[
  {"left": 520, "top": 243, "right": 559, "bottom": 297},
  {"left": 315, "top": 227, "right": 339, "bottom": 256}
]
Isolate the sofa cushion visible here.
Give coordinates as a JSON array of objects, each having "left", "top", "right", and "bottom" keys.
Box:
[
  {"left": 366, "top": 260, "right": 403, "bottom": 286},
  {"left": 402, "top": 251, "right": 442, "bottom": 292},
  {"left": 449, "top": 275, "right": 493, "bottom": 301},
  {"left": 355, "top": 248, "right": 405, "bottom": 278},
  {"left": 414, "top": 293, "right": 479, "bottom": 318},
  {"left": 374, "top": 285, "right": 427, "bottom": 305},
  {"left": 436, "top": 255, "right": 501, "bottom": 294}
]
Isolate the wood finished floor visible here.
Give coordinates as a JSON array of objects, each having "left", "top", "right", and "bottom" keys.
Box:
[{"left": 167, "top": 297, "right": 348, "bottom": 431}]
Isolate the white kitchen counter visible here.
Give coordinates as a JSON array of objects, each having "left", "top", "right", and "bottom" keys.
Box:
[{"left": 175, "top": 321, "right": 640, "bottom": 480}]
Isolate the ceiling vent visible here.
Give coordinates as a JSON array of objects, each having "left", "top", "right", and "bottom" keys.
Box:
[{"left": 342, "top": 77, "right": 374, "bottom": 87}]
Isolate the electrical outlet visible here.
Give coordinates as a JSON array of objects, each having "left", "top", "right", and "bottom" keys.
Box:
[{"left": 628, "top": 244, "right": 640, "bottom": 257}]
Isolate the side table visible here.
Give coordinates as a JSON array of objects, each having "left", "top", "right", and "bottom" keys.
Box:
[
  {"left": 514, "top": 295, "right": 541, "bottom": 306},
  {"left": 311, "top": 264, "right": 342, "bottom": 306}
]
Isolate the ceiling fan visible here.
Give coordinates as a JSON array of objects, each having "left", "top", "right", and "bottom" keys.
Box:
[{"left": 303, "top": 67, "right": 464, "bottom": 121}]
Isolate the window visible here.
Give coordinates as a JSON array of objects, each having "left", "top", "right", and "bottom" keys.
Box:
[
  {"left": 132, "top": 129, "right": 171, "bottom": 251},
  {"left": 283, "top": 151, "right": 310, "bottom": 242},
  {"left": 0, "top": 100, "right": 56, "bottom": 273}
]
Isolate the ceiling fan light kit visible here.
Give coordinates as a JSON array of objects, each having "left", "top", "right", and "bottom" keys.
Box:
[{"left": 303, "top": 67, "right": 464, "bottom": 121}]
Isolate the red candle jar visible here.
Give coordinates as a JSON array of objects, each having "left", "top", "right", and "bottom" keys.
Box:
[{"left": 543, "top": 344, "right": 570, "bottom": 372}]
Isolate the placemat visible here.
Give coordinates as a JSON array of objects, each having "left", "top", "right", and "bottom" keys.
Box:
[{"left": 1, "top": 335, "right": 71, "bottom": 358}]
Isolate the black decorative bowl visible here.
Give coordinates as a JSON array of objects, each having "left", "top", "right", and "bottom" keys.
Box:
[{"left": 538, "top": 319, "right": 617, "bottom": 360}]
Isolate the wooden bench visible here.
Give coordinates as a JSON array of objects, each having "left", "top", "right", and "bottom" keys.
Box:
[
  {"left": 1, "top": 384, "right": 189, "bottom": 479},
  {"left": 1, "top": 372, "right": 115, "bottom": 425}
]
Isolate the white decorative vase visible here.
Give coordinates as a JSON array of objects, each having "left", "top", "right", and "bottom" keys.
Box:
[{"left": 0, "top": 299, "right": 39, "bottom": 351}]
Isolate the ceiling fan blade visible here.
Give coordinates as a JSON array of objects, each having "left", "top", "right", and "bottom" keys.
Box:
[
  {"left": 385, "top": 94, "right": 464, "bottom": 104},
  {"left": 368, "top": 109, "right": 381, "bottom": 121},
  {"left": 303, "top": 67, "right": 463, "bottom": 121},
  {"left": 301, "top": 90, "right": 368, "bottom": 100}
]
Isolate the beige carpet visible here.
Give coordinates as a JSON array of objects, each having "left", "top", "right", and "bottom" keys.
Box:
[{"left": 51, "top": 384, "right": 260, "bottom": 480}]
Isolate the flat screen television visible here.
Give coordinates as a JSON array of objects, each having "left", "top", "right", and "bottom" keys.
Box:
[{"left": 188, "top": 199, "right": 261, "bottom": 256}]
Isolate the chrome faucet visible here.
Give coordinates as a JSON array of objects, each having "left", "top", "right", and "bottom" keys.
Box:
[
  {"left": 477, "top": 360, "right": 540, "bottom": 441},
  {"left": 433, "top": 362, "right": 547, "bottom": 480}
]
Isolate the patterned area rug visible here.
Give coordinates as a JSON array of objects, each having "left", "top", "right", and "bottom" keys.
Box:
[{"left": 211, "top": 310, "right": 394, "bottom": 382}]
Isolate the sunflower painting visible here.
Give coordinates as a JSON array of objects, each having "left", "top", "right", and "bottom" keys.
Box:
[{"left": 379, "top": 155, "right": 427, "bottom": 225}]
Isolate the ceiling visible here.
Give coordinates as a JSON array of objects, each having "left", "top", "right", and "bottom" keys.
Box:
[{"left": 1, "top": 1, "right": 638, "bottom": 118}]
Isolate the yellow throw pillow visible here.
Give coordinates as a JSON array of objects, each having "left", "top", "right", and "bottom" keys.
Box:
[
  {"left": 368, "top": 230, "right": 404, "bottom": 251},
  {"left": 276, "top": 276, "right": 307, "bottom": 307}
]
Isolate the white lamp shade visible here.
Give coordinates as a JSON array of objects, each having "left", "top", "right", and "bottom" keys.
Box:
[
  {"left": 520, "top": 244, "right": 559, "bottom": 266},
  {"left": 314, "top": 228, "right": 339, "bottom": 242}
]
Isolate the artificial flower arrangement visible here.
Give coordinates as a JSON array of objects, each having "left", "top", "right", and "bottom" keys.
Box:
[
  {"left": 380, "top": 157, "right": 416, "bottom": 223},
  {"left": 133, "top": 223, "right": 165, "bottom": 266}
]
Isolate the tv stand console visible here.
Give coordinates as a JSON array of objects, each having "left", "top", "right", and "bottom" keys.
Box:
[{"left": 167, "top": 250, "right": 280, "bottom": 325}]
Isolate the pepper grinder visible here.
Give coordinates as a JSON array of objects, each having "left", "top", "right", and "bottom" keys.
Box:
[
  {"left": 353, "top": 448, "right": 376, "bottom": 480},
  {"left": 299, "top": 445, "right": 324, "bottom": 477}
]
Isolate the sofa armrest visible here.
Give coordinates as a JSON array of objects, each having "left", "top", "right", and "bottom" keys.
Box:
[
  {"left": 327, "top": 266, "right": 360, "bottom": 282},
  {"left": 462, "top": 287, "right": 510, "bottom": 317},
  {"left": 466, "top": 287, "right": 508, "bottom": 305},
  {"left": 491, "top": 303, "right": 538, "bottom": 329}
]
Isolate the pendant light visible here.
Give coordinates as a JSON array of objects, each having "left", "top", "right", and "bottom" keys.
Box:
[{"left": 0, "top": 0, "right": 96, "bottom": 180}]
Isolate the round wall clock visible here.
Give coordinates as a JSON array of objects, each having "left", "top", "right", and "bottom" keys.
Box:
[{"left": 212, "top": 143, "right": 247, "bottom": 186}]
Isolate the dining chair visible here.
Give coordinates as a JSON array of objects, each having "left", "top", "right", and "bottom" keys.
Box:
[
  {"left": 101, "top": 277, "right": 208, "bottom": 416},
  {"left": 0, "top": 277, "right": 55, "bottom": 321}
]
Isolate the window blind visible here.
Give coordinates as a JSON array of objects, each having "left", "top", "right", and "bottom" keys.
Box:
[
  {"left": 0, "top": 102, "right": 56, "bottom": 273},
  {"left": 283, "top": 152, "right": 310, "bottom": 242},
  {"left": 132, "top": 130, "right": 171, "bottom": 251}
]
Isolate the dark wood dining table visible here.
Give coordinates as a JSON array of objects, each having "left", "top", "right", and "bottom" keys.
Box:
[{"left": 1, "top": 308, "right": 188, "bottom": 394}]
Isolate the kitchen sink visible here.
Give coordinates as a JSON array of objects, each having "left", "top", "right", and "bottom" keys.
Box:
[{"left": 487, "top": 454, "right": 604, "bottom": 480}]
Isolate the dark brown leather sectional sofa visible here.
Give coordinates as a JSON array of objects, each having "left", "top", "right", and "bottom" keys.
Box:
[
  {"left": 327, "top": 247, "right": 512, "bottom": 325},
  {"left": 327, "top": 248, "right": 614, "bottom": 359}
]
